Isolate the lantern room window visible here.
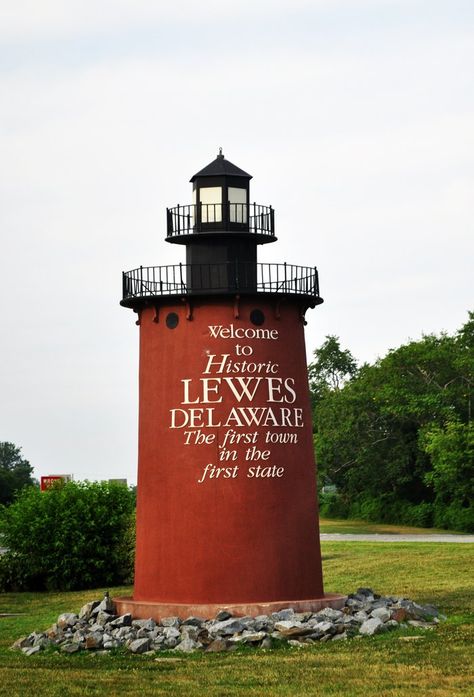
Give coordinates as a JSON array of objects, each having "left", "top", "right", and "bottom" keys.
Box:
[
  {"left": 199, "top": 186, "right": 222, "bottom": 223},
  {"left": 228, "top": 186, "right": 247, "bottom": 223}
]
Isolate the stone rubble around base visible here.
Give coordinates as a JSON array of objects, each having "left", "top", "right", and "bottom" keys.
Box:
[{"left": 12, "top": 588, "right": 444, "bottom": 656}]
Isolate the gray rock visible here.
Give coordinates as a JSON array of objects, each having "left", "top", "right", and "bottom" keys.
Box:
[
  {"left": 103, "top": 639, "right": 121, "bottom": 649},
  {"left": 311, "top": 621, "right": 335, "bottom": 635},
  {"left": 57, "top": 613, "right": 79, "bottom": 629},
  {"left": 260, "top": 637, "right": 272, "bottom": 649},
  {"left": 332, "top": 632, "right": 348, "bottom": 641},
  {"left": 174, "top": 637, "right": 201, "bottom": 653},
  {"left": 274, "top": 621, "right": 313, "bottom": 638},
  {"left": 418, "top": 604, "right": 439, "bottom": 619},
  {"left": 371, "top": 599, "right": 390, "bottom": 609},
  {"left": 136, "top": 628, "right": 151, "bottom": 639},
  {"left": 93, "top": 593, "right": 115, "bottom": 615},
  {"left": 85, "top": 631, "right": 103, "bottom": 649},
  {"left": 345, "top": 598, "right": 364, "bottom": 610},
  {"left": 254, "top": 617, "right": 274, "bottom": 632},
  {"left": 96, "top": 611, "right": 115, "bottom": 626},
  {"left": 45, "top": 624, "right": 62, "bottom": 640},
  {"left": 163, "top": 627, "right": 180, "bottom": 641},
  {"left": 342, "top": 616, "right": 360, "bottom": 627},
  {"left": 61, "top": 643, "right": 82, "bottom": 654},
  {"left": 238, "top": 616, "right": 256, "bottom": 629},
  {"left": 215, "top": 610, "right": 232, "bottom": 622},
  {"left": 313, "top": 608, "right": 343, "bottom": 622},
  {"left": 129, "top": 638, "right": 151, "bottom": 654},
  {"left": 229, "top": 631, "right": 267, "bottom": 644},
  {"left": 183, "top": 616, "right": 205, "bottom": 627},
  {"left": 370, "top": 607, "right": 391, "bottom": 623},
  {"left": 161, "top": 616, "right": 180, "bottom": 628},
  {"left": 79, "top": 601, "right": 100, "bottom": 620},
  {"left": 357, "top": 587, "right": 376, "bottom": 597},
  {"left": 113, "top": 626, "right": 135, "bottom": 639},
  {"left": 132, "top": 619, "right": 156, "bottom": 631},
  {"left": 353, "top": 610, "right": 368, "bottom": 623},
  {"left": 211, "top": 618, "right": 245, "bottom": 636},
  {"left": 72, "top": 630, "right": 87, "bottom": 644},
  {"left": 359, "top": 617, "right": 384, "bottom": 636},
  {"left": 271, "top": 608, "right": 295, "bottom": 621},
  {"left": 22, "top": 645, "right": 41, "bottom": 656},
  {"left": 180, "top": 626, "right": 199, "bottom": 641},
  {"left": 110, "top": 614, "right": 132, "bottom": 628}
]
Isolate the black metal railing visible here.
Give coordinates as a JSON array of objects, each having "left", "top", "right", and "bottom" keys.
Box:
[
  {"left": 166, "top": 203, "right": 275, "bottom": 237},
  {"left": 122, "top": 262, "right": 320, "bottom": 302}
]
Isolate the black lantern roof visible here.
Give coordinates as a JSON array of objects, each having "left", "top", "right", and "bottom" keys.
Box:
[{"left": 190, "top": 149, "right": 252, "bottom": 182}]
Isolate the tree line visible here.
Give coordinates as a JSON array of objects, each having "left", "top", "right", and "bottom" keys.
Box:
[{"left": 309, "top": 311, "right": 473, "bottom": 532}]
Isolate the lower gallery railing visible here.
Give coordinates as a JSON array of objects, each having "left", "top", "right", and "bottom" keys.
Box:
[{"left": 122, "top": 262, "right": 320, "bottom": 301}]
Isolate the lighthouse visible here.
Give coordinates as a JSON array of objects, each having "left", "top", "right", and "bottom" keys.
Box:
[{"left": 115, "top": 152, "right": 345, "bottom": 619}]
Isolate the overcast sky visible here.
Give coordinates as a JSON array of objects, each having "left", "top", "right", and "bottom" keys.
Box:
[{"left": 1, "top": 0, "right": 472, "bottom": 484}]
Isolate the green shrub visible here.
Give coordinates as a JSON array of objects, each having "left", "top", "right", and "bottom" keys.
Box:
[
  {"left": 433, "top": 501, "right": 474, "bottom": 533},
  {"left": 0, "top": 481, "right": 136, "bottom": 591},
  {"left": 319, "top": 492, "right": 349, "bottom": 518}
]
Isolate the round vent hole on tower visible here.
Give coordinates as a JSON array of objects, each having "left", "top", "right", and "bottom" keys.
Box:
[
  {"left": 250, "top": 309, "right": 265, "bottom": 326},
  {"left": 166, "top": 312, "right": 179, "bottom": 329}
]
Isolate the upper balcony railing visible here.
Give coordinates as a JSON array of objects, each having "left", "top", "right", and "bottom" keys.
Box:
[
  {"left": 121, "top": 262, "right": 321, "bottom": 307},
  {"left": 166, "top": 203, "right": 275, "bottom": 239}
]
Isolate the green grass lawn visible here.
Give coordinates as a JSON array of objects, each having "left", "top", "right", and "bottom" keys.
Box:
[
  {"left": 319, "top": 517, "right": 467, "bottom": 535},
  {"left": 0, "top": 542, "right": 473, "bottom": 696}
]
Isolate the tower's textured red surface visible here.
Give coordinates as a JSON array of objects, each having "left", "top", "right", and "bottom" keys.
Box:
[{"left": 133, "top": 297, "right": 324, "bottom": 605}]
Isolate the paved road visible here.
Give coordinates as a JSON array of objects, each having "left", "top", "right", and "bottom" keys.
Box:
[
  {"left": 320, "top": 533, "right": 474, "bottom": 543},
  {"left": 1, "top": 538, "right": 472, "bottom": 555}
]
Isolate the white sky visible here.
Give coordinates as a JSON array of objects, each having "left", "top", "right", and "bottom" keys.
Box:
[{"left": 1, "top": 0, "right": 473, "bottom": 484}]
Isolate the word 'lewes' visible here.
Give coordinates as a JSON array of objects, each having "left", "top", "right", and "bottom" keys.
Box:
[{"left": 181, "top": 376, "right": 296, "bottom": 404}]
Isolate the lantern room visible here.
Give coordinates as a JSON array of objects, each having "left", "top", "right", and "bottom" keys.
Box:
[{"left": 190, "top": 147, "right": 251, "bottom": 229}]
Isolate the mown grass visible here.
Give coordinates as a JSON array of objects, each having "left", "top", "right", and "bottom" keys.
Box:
[
  {"left": 0, "top": 542, "right": 473, "bottom": 696},
  {"left": 318, "top": 517, "right": 467, "bottom": 535}
]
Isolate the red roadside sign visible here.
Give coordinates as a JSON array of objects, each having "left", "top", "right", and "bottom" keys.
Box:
[{"left": 40, "top": 475, "right": 65, "bottom": 491}]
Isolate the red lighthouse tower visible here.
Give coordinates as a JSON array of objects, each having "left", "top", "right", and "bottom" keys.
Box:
[{"left": 116, "top": 152, "right": 344, "bottom": 619}]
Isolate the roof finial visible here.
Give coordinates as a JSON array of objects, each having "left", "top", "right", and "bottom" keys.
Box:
[{"left": 218, "top": 147, "right": 224, "bottom": 159}]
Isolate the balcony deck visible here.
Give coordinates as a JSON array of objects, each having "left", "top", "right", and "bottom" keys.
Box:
[
  {"left": 121, "top": 262, "right": 322, "bottom": 308},
  {"left": 166, "top": 203, "right": 276, "bottom": 244}
]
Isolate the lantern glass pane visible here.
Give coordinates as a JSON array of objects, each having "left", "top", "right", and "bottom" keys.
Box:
[
  {"left": 228, "top": 186, "right": 247, "bottom": 223},
  {"left": 200, "top": 186, "right": 222, "bottom": 223}
]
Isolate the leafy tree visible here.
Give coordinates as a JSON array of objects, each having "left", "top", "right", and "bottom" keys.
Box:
[
  {"left": 421, "top": 420, "right": 473, "bottom": 506},
  {"left": 0, "top": 442, "right": 36, "bottom": 505},
  {"left": 308, "top": 335, "right": 357, "bottom": 407},
  {"left": 312, "top": 312, "right": 474, "bottom": 531}
]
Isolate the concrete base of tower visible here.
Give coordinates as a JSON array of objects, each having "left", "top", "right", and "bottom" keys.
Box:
[{"left": 113, "top": 594, "right": 347, "bottom": 621}]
